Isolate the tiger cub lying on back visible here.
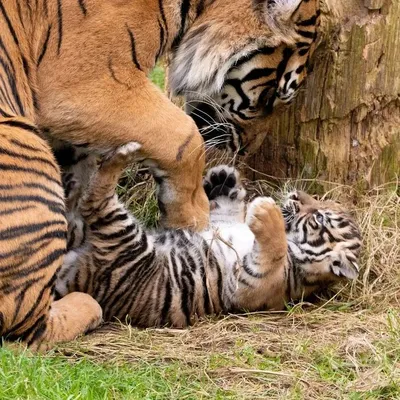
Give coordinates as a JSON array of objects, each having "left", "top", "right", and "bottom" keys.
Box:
[{"left": 56, "top": 144, "right": 362, "bottom": 327}]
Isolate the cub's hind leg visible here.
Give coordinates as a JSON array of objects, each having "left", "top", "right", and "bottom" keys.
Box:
[
  {"left": 79, "top": 142, "right": 143, "bottom": 224},
  {"left": 77, "top": 142, "right": 151, "bottom": 259},
  {"left": 67, "top": 143, "right": 156, "bottom": 322}
]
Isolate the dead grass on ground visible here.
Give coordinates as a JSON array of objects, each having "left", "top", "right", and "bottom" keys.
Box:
[{"left": 57, "top": 168, "right": 399, "bottom": 399}]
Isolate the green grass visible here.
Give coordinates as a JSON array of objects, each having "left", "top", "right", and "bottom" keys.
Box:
[
  {"left": 0, "top": 348, "right": 234, "bottom": 400},
  {"left": 149, "top": 64, "right": 166, "bottom": 91},
  {"left": 3, "top": 306, "right": 398, "bottom": 400}
]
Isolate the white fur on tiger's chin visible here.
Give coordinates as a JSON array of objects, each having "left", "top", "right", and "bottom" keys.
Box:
[{"left": 170, "top": 41, "right": 278, "bottom": 97}]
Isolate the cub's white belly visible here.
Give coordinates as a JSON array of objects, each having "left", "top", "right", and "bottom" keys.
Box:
[{"left": 201, "top": 223, "right": 255, "bottom": 265}]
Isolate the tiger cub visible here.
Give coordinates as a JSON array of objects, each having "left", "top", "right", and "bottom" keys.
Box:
[{"left": 56, "top": 144, "right": 362, "bottom": 327}]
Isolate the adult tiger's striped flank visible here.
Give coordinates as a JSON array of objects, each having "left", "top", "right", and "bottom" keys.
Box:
[
  {"left": 0, "top": 0, "right": 102, "bottom": 349},
  {"left": 56, "top": 146, "right": 362, "bottom": 327},
  {"left": 0, "top": 119, "right": 102, "bottom": 350}
]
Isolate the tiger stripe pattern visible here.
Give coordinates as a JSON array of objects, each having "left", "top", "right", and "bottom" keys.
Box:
[
  {"left": 0, "top": 119, "right": 102, "bottom": 350},
  {"left": 2, "top": 0, "right": 318, "bottom": 232},
  {"left": 0, "top": 0, "right": 103, "bottom": 349},
  {"left": 56, "top": 146, "right": 362, "bottom": 327}
]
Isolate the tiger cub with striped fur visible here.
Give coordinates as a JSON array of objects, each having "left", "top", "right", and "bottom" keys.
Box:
[{"left": 56, "top": 144, "right": 362, "bottom": 327}]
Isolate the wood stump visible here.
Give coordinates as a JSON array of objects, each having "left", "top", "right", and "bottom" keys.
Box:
[{"left": 247, "top": 0, "right": 400, "bottom": 189}]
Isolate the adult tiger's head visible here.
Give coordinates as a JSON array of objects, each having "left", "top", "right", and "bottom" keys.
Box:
[
  {"left": 169, "top": 0, "right": 320, "bottom": 154},
  {"left": 282, "top": 190, "right": 362, "bottom": 291}
]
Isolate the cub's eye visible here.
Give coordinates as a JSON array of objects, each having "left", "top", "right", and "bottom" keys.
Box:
[{"left": 314, "top": 212, "right": 324, "bottom": 224}]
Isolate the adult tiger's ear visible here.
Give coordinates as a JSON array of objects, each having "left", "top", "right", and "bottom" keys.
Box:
[
  {"left": 330, "top": 252, "right": 360, "bottom": 281},
  {"left": 254, "top": 0, "right": 303, "bottom": 40}
]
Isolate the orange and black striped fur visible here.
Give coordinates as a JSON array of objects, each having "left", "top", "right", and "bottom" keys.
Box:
[
  {"left": 56, "top": 146, "right": 362, "bottom": 327},
  {"left": 0, "top": 120, "right": 102, "bottom": 350},
  {"left": 171, "top": 0, "right": 320, "bottom": 153}
]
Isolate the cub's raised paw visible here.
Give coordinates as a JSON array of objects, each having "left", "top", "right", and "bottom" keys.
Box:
[
  {"left": 203, "top": 165, "right": 246, "bottom": 201},
  {"left": 246, "top": 197, "right": 286, "bottom": 249},
  {"left": 101, "top": 142, "right": 142, "bottom": 169}
]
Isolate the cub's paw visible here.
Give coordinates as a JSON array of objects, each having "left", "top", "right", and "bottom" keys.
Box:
[
  {"left": 246, "top": 197, "right": 286, "bottom": 248},
  {"left": 203, "top": 165, "right": 246, "bottom": 202},
  {"left": 101, "top": 142, "right": 142, "bottom": 168}
]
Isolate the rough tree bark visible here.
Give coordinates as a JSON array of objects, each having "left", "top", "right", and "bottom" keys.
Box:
[{"left": 247, "top": 0, "right": 400, "bottom": 188}]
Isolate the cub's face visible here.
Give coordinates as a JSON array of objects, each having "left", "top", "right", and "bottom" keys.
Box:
[
  {"left": 282, "top": 190, "right": 362, "bottom": 282},
  {"left": 169, "top": 0, "right": 320, "bottom": 154}
]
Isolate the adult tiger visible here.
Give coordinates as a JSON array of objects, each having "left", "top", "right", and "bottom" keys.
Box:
[
  {"left": 171, "top": 0, "right": 321, "bottom": 154},
  {"left": 56, "top": 145, "right": 362, "bottom": 326},
  {"left": 0, "top": 0, "right": 319, "bottom": 346}
]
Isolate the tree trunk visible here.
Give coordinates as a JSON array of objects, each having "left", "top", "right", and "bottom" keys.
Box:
[{"left": 247, "top": 0, "right": 400, "bottom": 189}]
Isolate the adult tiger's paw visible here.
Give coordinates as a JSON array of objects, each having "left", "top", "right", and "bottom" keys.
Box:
[
  {"left": 203, "top": 165, "right": 246, "bottom": 202},
  {"left": 158, "top": 181, "right": 210, "bottom": 231}
]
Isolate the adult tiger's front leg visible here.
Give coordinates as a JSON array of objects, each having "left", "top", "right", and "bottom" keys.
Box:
[{"left": 38, "top": 74, "right": 209, "bottom": 231}]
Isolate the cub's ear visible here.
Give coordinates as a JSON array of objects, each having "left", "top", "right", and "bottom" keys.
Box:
[
  {"left": 330, "top": 253, "right": 359, "bottom": 281},
  {"left": 255, "top": 0, "right": 303, "bottom": 36}
]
